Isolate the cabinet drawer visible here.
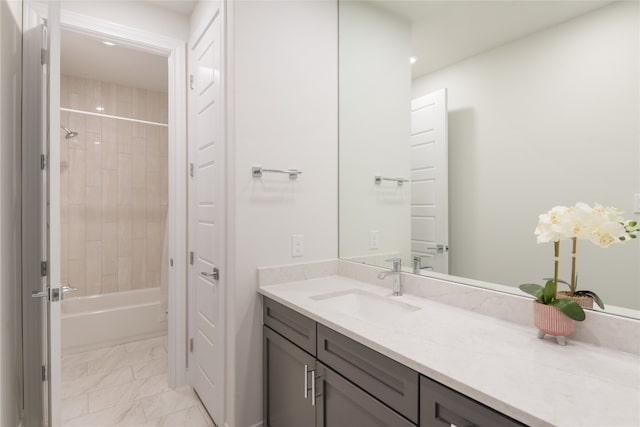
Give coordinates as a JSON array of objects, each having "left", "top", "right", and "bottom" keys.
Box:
[
  {"left": 420, "top": 376, "right": 527, "bottom": 427},
  {"left": 316, "top": 362, "right": 415, "bottom": 427},
  {"left": 317, "top": 324, "right": 418, "bottom": 423},
  {"left": 263, "top": 297, "right": 316, "bottom": 355}
]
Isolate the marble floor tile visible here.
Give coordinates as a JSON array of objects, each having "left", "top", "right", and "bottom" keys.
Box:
[
  {"left": 61, "top": 366, "right": 134, "bottom": 400},
  {"left": 131, "top": 356, "right": 168, "bottom": 380},
  {"left": 88, "top": 374, "right": 171, "bottom": 413},
  {"left": 140, "top": 387, "right": 201, "bottom": 421},
  {"left": 62, "top": 344, "right": 125, "bottom": 368},
  {"left": 61, "top": 335, "right": 216, "bottom": 427},
  {"left": 87, "top": 344, "right": 166, "bottom": 375},
  {"left": 62, "top": 361, "right": 88, "bottom": 382},
  {"left": 61, "top": 394, "right": 88, "bottom": 422},
  {"left": 141, "top": 405, "right": 214, "bottom": 427},
  {"left": 124, "top": 335, "right": 167, "bottom": 353},
  {"left": 65, "top": 400, "right": 147, "bottom": 427}
]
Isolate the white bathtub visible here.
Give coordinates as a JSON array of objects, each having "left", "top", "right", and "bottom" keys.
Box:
[{"left": 61, "top": 288, "right": 167, "bottom": 355}]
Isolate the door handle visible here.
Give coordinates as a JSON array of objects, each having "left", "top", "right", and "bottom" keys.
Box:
[
  {"left": 61, "top": 284, "right": 78, "bottom": 294},
  {"left": 200, "top": 267, "right": 219, "bottom": 280},
  {"left": 31, "top": 289, "right": 50, "bottom": 299},
  {"left": 32, "top": 284, "right": 78, "bottom": 301}
]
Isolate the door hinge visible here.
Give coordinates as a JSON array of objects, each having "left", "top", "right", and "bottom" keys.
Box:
[
  {"left": 40, "top": 261, "right": 48, "bottom": 277},
  {"left": 40, "top": 154, "right": 46, "bottom": 170},
  {"left": 189, "top": 74, "right": 195, "bottom": 90},
  {"left": 189, "top": 338, "right": 194, "bottom": 353},
  {"left": 40, "top": 48, "right": 48, "bottom": 65},
  {"left": 189, "top": 251, "right": 194, "bottom": 265},
  {"left": 189, "top": 163, "right": 194, "bottom": 178},
  {"left": 41, "top": 365, "right": 46, "bottom": 381}
]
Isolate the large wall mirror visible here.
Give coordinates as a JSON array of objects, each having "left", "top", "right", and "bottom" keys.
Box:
[{"left": 339, "top": 0, "right": 640, "bottom": 318}]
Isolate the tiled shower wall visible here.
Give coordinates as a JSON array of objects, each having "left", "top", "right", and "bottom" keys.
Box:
[{"left": 60, "top": 75, "right": 168, "bottom": 297}]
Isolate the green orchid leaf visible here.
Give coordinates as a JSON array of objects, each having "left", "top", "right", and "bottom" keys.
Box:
[
  {"left": 549, "top": 298, "right": 586, "bottom": 321},
  {"left": 543, "top": 278, "right": 570, "bottom": 285},
  {"left": 575, "top": 290, "right": 605, "bottom": 310},
  {"left": 519, "top": 283, "right": 544, "bottom": 302},
  {"left": 543, "top": 280, "right": 556, "bottom": 304}
]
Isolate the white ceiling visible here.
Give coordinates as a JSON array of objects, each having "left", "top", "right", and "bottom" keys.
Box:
[
  {"left": 139, "top": 0, "right": 197, "bottom": 16},
  {"left": 61, "top": 29, "right": 168, "bottom": 92},
  {"left": 60, "top": 0, "right": 198, "bottom": 92},
  {"left": 374, "top": 0, "right": 613, "bottom": 77}
]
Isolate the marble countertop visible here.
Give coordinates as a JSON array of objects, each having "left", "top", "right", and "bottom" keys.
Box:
[{"left": 258, "top": 275, "right": 640, "bottom": 427}]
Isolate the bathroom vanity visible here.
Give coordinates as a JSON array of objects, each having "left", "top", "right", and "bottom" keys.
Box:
[
  {"left": 258, "top": 261, "right": 640, "bottom": 427},
  {"left": 263, "top": 297, "right": 524, "bottom": 426}
]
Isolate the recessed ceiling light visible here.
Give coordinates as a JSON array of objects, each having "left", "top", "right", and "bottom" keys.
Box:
[
  {"left": 102, "top": 41, "right": 116, "bottom": 47},
  {"left": 96, "top": 106, "right": 105, "bottom": 112},
  {"left": 409, "top": 56, "right": 417, "bottom": 65}
]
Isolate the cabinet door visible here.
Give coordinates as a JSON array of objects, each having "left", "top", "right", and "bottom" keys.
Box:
[
  {"left": 264, "top": 326, "right": 316, "bottom": 427},
  {"left": 317, "top": 324, "right": 418, "bottom": 423},
  {"left": 420, "top": 376, "right": 526, "bottom": 427},
  {"left": 316, "top": 363, "right": 415, "bottom": 427}
]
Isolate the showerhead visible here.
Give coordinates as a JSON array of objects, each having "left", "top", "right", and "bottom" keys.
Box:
[{"left": 61, "top": 126, "right": 78, "bottom": 139}]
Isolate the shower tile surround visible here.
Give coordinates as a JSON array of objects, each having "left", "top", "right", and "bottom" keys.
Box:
[{"left": 60, "top": 75, "right": 168, "bottom": 297}]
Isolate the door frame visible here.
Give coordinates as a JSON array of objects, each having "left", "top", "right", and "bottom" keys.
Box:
[{"left": 57, "top": 9, "right": 189, "bottom": 387}]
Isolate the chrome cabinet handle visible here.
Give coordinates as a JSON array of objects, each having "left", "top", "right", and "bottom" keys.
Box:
[
  {"left": 311, "top": 370, "right": 316, "bottom": 407},
  {"left": 304, "top": 364, "right": 309, "bottom": 399}
]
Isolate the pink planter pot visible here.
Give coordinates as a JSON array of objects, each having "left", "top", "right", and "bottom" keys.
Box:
[{"left": 533, "top": 301, "right": 576, "bottom": 344}]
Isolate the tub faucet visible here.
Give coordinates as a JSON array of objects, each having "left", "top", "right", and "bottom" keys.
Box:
[{"left": 377, "top": 258, "right": 402, "bottom": 296}]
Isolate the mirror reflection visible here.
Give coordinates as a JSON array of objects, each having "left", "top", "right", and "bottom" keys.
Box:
[{"left": 338, "top": 0, "right": 640, "bottom": 317}]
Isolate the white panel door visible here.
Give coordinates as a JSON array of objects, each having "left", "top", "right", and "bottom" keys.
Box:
[
  {"left": 22, "top": 1, "right": 63, "bottom": 426},
  {"left": 188, "top": 3, "right": 225, "bottom": 424},
  {"left": 410, "top": 89, "right": 449, "bottom": 274}
]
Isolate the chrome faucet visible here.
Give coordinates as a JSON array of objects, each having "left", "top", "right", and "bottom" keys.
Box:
[
  {"left": 412, "top": 255, "right": 434, "bottom": 274},
  {"left": 377, "top": 258, "right": 402, "bottom": 296}
]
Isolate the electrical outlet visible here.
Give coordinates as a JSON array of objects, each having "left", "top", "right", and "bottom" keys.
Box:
[
  {"left": 634, "top": 193, "right": 640, "bottom": 214},
  {"left": 291, "top": 235, "right": 304, "bottom": 257},
  {"left": 369, "top": 230, "right": 379, "bottom": 249}
]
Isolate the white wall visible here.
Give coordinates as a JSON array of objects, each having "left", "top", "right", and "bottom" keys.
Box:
[
  {"left": 227, "top": 1, "right": 338, "bottom": 426},
  {"left": 0, "top": 0, "right": 23, "bottom": 426},
  {"left": 412, "top": 1, "right": 639, "bottom": 309},
  {"left": 339, "top": 1, "right": 412, "bottom": 268},
  {"left": 61, "top": 0, "right": 190, "bottom": 41}
]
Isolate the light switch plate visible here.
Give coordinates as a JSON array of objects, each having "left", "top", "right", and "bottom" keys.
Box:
[
  {"left": 634, "top": 194, "right": 640, "bottom": 214},
  {"left": 291, "top": 235, "right": 304, "bottom": 257},
  {"left": 369, "top": 230, "right": 379, "bottom": 249}
]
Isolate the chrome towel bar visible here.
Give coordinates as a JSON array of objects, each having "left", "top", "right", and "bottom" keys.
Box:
[
  {"left": 252, "top": 166, "right": 302, "bottom": 180},
  {"left": 374, "top": 175, "right": 409, "bottom": 186}
]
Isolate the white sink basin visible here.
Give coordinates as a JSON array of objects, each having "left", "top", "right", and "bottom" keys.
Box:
[{"left": 310, "top": 289, "right": 420, "bottom": 322}]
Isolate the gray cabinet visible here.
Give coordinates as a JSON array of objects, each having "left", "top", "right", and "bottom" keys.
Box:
[
  {"left": 264, "top": 297, "right": 316, "bottom": 355},
  {"left": 420, "top": 376, "right": 526, "bottom": 427},
  {"left": 264, "top": 326, "right": 316, "bottom": 427},
  {"left": 316, "top": 362, "right": 415, "bottom": 427},
  {"left": 263, "top": 297, "right": 527, "bottom": 427},
  {"left": 317, "top": 324, "right": 419, "bottom": 423}
]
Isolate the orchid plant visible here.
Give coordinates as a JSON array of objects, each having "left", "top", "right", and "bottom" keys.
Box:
[{"left": 520, "top": 202, "right": 639, "bottom": 318}]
